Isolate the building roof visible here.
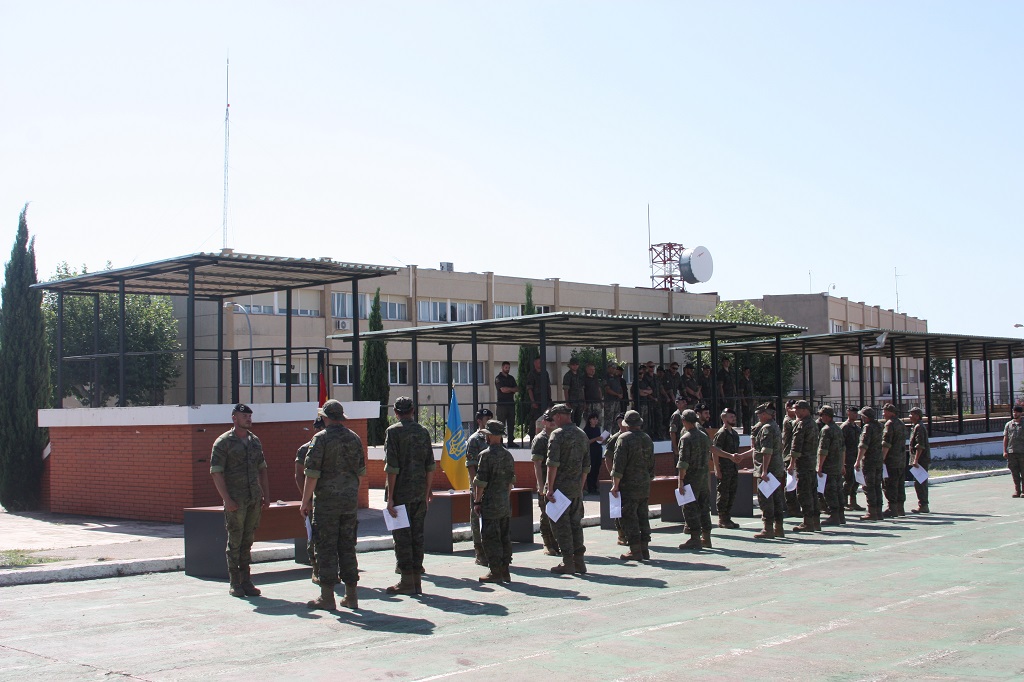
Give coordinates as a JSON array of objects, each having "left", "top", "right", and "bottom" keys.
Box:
[
  {"left": 32, "top": 251, "right": 400, "bottom": 300},
  {"left": 331, "top": 312, "right": 805, "bottom": 348},
  {"left": 679, "top": 329, "right": 1024, "bottom": 360}
]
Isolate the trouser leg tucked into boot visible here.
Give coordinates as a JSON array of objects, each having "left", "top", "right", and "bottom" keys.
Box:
[
  {"left": 573, "top": 551, "right": 587, "bottom": 575},
  {"left": 386, "top": 572, "right": 418, "bottom": 595},
  {"left": 792, "top": 515, "right": 814, "bottom": 533},
  {"left": 228, "top": 568, "right": 245, "bottom": 598},
  {"left": 701, "top": 530, "right": 712, "bottom": 548},
  {"left": 753, "top": 518, "right": 774, "bottom": 539},
  {"left": 340, "top": 582, "right": 358, "bottom": 610},
  {"left": 307, "top": 582, "right": 336, "bottom": 611},
  {"left": 774, "top": 519, "right": 786, "bottom": 538},
  {"left": 479, "top": 563, "right": 503, "bottom": 583},
  {"left": 679, "top": 533, "right": 703, "bottom": 550},
  {"left": 620, "top": 543, "right": 644, "bottom": 561},
  {"left": 240, "top": 565, "right": 261, "bottom": 597}
]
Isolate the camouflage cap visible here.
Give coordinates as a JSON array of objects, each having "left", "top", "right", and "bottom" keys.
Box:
[
  {"left": 859, "top": 406, "right": 876, "bottom": 420},
  {"left": 847, "top": 405, "right": 860, "bottom": 413},
  {"left": 232, "top": 403, "right": 253, "bottom": 414},
  {"left": 694, "top": 402, "right": 709, "bottom": 413},
  {"left": 818, "top": 405, "right": 835, "bottom": 417},
  {"left": 682, "top": 409, "right": 699, "bottom": 424},
  {"left": 484, "top": 419, "right": 506, "bottom": 436},
  {"left": 683, "top": 363, "right": 695, "bottom": 370},
  {"left": 613, "top": 412, "right": 625, "bottom": 422},
  {"left": 882, "top": 402, "right": 898, "bottom": 414},
  {"left": 794, "top": 399, "right": 811, "bottom": 411},
  {"left": 1014, "top": 405, "right": 1024, "bottom": 413},
  {"left": 909, "top": 406, "right": 924, "bottom": 416},
  {"left": 754, "top": 402, "right": 775, "bottom": 414},
  {"left": 319, "top": 399, "right": 346, "bottom": 420},
  {"left": 475, "top": 408, "right": 494, "bottom": 420},
  {"left": 542, "top": 410, "right": 555, "bottom": 423},
  {"left": 394, "top": 396, "right": 414, "bottom": 412},
  {"left": 623, "top": 410, "right": 643, "bottom": 427},
  {"left": 721, "top": 407, "right": 736, "bottom": 416},
  {"left": 548, "top": 403, "right": 572, "bottom": 415}
]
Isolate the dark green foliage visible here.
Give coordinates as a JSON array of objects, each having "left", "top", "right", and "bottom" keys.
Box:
[
  {"left": 568, "top": 347, "right": 619, "bottom": 382},
  {"left": 361, "top": 288, "right": 389, "bottom": 445},
  {"left": 514, "top": 283, "right": 538, "bottom": 431},
  {"left": 41, "top": 262, "right": 179, "bottom": 406},
  {"left": 929, "top": 357, "right": 954, "bottom": 415},
  {"left": 0, "top": 207, "right": 51, "bottom": 511}
]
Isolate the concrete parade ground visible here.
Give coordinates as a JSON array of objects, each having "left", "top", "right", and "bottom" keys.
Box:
[{"left": 1, "top": 475, "right": 1023, "bottom": 681}]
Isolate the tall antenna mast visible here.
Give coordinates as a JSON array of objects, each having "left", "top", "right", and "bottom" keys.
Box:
[
  {"left": 221, "top": 56, "right": 231, "bottom": 250},
  {"left": 647, "top": 204, "right": 654, "bottom": 288}
]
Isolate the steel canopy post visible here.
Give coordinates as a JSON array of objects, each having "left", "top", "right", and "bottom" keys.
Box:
[
  {"left": 540, "top": 322, "right": 549, "bottom": 410},
  {"left": 471, "top": 329, "right": 479, "bottom": 414},
  {"left": 56, "top": 292, "right": 64, "bottom": 408},
  {"left": 216, "top": 298, "right": 224, "bottom": 405},
  {"left": 924, "top": 340, "right": 932, "bottom": 431},
  {"left": 775, "top": 334, "right": 783, "bottom": 417},
  {"left": 983, "top": 344, "right": 991, "bottom": 432},
  {"left": 186, "top": 267, "right": 196, "bottom": 406},
  {"left": 446, "top": 343, "right": 454, "bottom": 412},
  {"left": 351, "top": 279, "right": 360, "bottom": 401},
  {"left": 710, "top": 329, "right": 719, "bottom": 425},
  {"left": 858, "top": 340, "right": 865, "bottom": 407},
  {"left": 118, "top": 279, "right": 126, "bottom": 407},
  {"left": 285, "top": 289, "right": 293, "bottom": 403},
  {"left": 955, "top": 341, "right": 964, "bottom": 435},
  {"left": 411, "top": 332, "right": 419, "bottom": 417}
]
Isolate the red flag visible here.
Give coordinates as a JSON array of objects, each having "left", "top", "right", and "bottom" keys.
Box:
[{"left": 317, "top": 350, "right": 329, "bottom": 406}]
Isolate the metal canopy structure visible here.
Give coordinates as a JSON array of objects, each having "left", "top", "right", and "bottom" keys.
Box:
[
  {"left": 332, "top": 312, "right": 805, "bottom": 422},
  {"left": 32, "top": 251, "right": 399, "bottom": 407}
]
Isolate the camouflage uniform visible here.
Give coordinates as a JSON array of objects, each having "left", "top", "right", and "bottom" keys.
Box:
[
  {"left": 562, "top": 368, "right": 586, "bottom": 424},
  {"left": 682, "top": 373, "right": 702, "bottom": 404},
  {"left": 817, "top": 421, "right": 844, "bottom": 521},
  {"left": 530, "top": 430, "right": 558, "bottom": 551},
  {"left": 738, "top": 375, "right": 755, "bottom": 433},
  {"left": 791, "top": 415, "right": 821, "bottom": 524},
  {"left": 304, "top": 424, "right": 365, "bottom": 586},
  {"left": 384, "top": 418, "right": 436, "bottom": 574},
  {"left": 295, "top": 439, "right": 321, "bottom": 580},
  {"left": 859, "top": 420, "right": 885, "bottom": 515},
  {"left": 210, "top": 429, "right": 266, "bottom": 581},
  {"left": 545, "top": 422, "right": 591, "bottom": 558},
  {"left": 603, "top": 428, "right": 628, "bottom": 546},
  {"left": 1005, "top": 418, "right": 1024, "bottom": 495},
  {"left": 882, "top": 417, "right": 908, "bottom": 515},
  {"left": 610, "top": 429, "right": 656, "bottom": 547},
  {"left": 753, "top": 419, "right": 786, "bottom": 524},
  {"left": 474, "top": 443, "right": 516, "bottom": 568},
  {"left": 647, "top": 372, "right": 664, "bottom": 440},
  {"left": 910, "top": 422, "right": 931, "bottom": 507},
  {"left": 712, "top": 425, "right": 740, "bottom": 521},
  {"left": 782, "top": 415, "right": 800, "bottom": 515},
  {"left": 635, "top": 373, "right": 655, "bottom": 435},
  {"left": 841, "top": 417, "right": 863, "bottom": 507},
  {"left": 717, "top": 365, "right": 737, "bottom": 414},
  {"left": 582, "top": 372, "right": 605, "bottom": 427},
  {"left": 525, "top": 367, "right": 551, "bottom": 437},
  {"left": 466, "top": 428, "right": 488, "bottom": 558},
  {"left": 603, "top": 375, "right": 625, "bottom": 432},
  {"left": 677, "top": 427, "right": 712, "bottom": 536}
]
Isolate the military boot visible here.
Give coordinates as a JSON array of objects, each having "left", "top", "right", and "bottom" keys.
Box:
[
  {"left": 386, "top": 572, "right": 418, "bottom": 595},
  {"left": 619, "top": 544, "right": 644, "bottom": 561},
  {"left": 774, "top": 519, "right": 786, "bottom": 538},
  {"left": 821, "top": 512, "right": 843, "bottom": 527},
  {"left": 473, "top": 543, "right": 488, "bottom": 567},
  {"left": 848, "top": 493, "right": 865, "bottom": 511},
  {"left": 791, "top": 515, "right": 814, "bottom": 533},
  {"left": 340, "top": 582, "right": 358, "bottom": 610},
  {"left": 239, "top": 565, "right": 261, "bottom": 597},
  {"left": 812, "top": 515, "right": 822, "bottom": 532},
  {"left": 883, "top": 505, "right": 897, "bottom": 518},
  {"left": 641, "top": 542, "right": 651, "bottom": 560},
  {"left": 838, "top": 507, "right": 847, "bottom": 525},
  {"left": 413, "top": 572, "right": 424, "bottom": 595},
  {"left": 701, "top": 530, "right": 713, "bottom": 548},
  {"left": 500, "top": 563, "right": 512, "bottom": 583},
  {"left": 573, "top": 552, "right": 587, "bottom": 575},
  {"left": 306, "top": 583, "right": 336, "bottom": 611},
  {"left": 753, "top": 519, "right": 774, "bottom": 540},
  {"left": 911, "top": 503, "right": 930, "bottom": 514},
  {"left": 617, "top": 526, "right": 629, "bottom": 546},
  {"left": 479, "top": 563, "right": 503, "bottom": 583},
  {"left": 859, "top": 506, "right": 876, "bottom": 522},
  {"left": 897, "top": 503, "right": 906, "bottom": 517},
  {"left": 718, "top": 516, "right": 740, "bottom": 530},
  {"left": 228, "top": 569, "right": 245, "bottom": 598},
  {"left": 679, "top": 533, "right": 703, "bottom": 551},
  {"left": 550, "top": 558, "right": 575, "bottom": 574}
]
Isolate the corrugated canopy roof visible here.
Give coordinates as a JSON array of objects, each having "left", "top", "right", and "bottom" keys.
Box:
[
  {"left": 32, "top": 251, "right": 399, "bottom": 299},
  {"left": 331, "top": 312, "right": 805, "bottom": 347},
  {"left": 675, "top": 329, "right": 1024, "bottom": 360}
]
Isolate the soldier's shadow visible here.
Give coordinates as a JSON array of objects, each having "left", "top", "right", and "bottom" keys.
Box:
[
  {"left": 247, "top": 596, "right": 321, "bottom": 619},
  {"left": 334, "top": 607, "right": 436, "bottom": 635},
  {"left": 502, "top": 580, "right": 590, "bottom": 600},
  {"left": 414, "top": 592, "right": 510, "bottom": 617},
  {"left": 421, "top": 573, "right": 495, "bottom": 592},
  {"left": 643, "top": 558, "right": 729, "bottom": 572},
  {"left": 575, "top": 572, "right": 670, "bottom": 587}
]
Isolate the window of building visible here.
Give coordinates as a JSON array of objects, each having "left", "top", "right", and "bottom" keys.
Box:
[
  {"left": 419, "top": 361, "right": 447, "bottom": 385},
  {"left": 418, "top": 299, "right": 448, "bottom": 323},
  {"left": 830, "top": 320, "right": 845, "bottom": 334},
  {"left": 494, "top": 303, "right": 521, "bottom": 318},
  {"left": 332, "top": 364, "right": 353, "bottom": 386},
  {"left": 535, "top": 305, "right": 553, "bottom": 314},
  {"left": 277, "top": 359, "right": 316, "bottom": 386},
  {"left": 240, "top": 359, "right": 273, "bottom": 385},
  {"left": 379, "top": 296, "right": 408, "bottom": 321},
  {"left": 583, "top": 308, "right": 607, "bottom": 315},
  {"left": 332, "top": 292, "right": 368, "bottom": 320},
  {"left": 452, "top": 361, "right": 484, "bottom": 385},
  {"left": 389, "top": 361, "right": 409, "bottom": 385},
  {"left": 450, "top": 301, "right": 483, "bottom": 322},
  {"left": 276, "top": 289, "right": 321, "bottom": 317},
  {"left": 831, "top": 363, "right": 841, "bottom": 382},
  {"left": 417, "top": 299, "right": 483, "bottom": 323},
  {"left": 240, "top": 292, "right": 275, "bottom": 315}
]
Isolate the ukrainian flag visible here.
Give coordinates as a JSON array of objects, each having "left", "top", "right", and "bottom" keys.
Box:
[{"left": 442, "top": 390, "right": 470, "bottom": 490}]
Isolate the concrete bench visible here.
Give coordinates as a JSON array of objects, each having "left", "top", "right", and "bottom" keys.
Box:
[
  {"left": 598, "top": 471, "right": 755, "bottom": 530},
  {"left": 184, "top": 501, "right": 308, "bottom": 579},
  {"left": 423, "top": 488, "right": 535, "bottom": 553}
]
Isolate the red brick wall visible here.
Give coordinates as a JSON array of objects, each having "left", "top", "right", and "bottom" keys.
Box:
[
  {"left": 47, "top": 418, "right": 370, "bottom": 523},
  {"left": 39, "top": 455, "right": 51, "bottom": 511}
]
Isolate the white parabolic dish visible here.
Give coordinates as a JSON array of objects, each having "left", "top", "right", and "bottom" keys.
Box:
[{"left": 679, "top": 246, "right": 713, "bottom": 284}]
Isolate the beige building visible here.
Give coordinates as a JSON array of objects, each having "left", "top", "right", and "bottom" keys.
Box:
[
  {"left": 727, "top": 293, "right": 928, "bottom": 405},
  {"left": 171, "top": 260, "right": 720, "bottom": 409}
]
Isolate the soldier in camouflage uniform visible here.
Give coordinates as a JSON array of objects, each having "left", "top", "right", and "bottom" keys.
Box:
[
  {"left": 751, "top": 402, "right": 786, "bottom": 539},
  {"left": 603, "top": 412, "right": 630, "bottom": 546},
  {"left": 881, "top": 403, "right": 907, "bottom": 517},
  {"left": 300, "top": 400, "right": 366, "bottom": 611},
  {"left": 210, "top": 404, "right": 270, "bottom": 598},
  {"left": 789, "top": 400, "right": 821, "bottom": 533},
  {"left": 531, "top": 411, "right": 559, "bottom": 555},
  {"left": 465, "top": 408, "right": 493, "bottom": 566},
  {"left": 582, "top": 363, "right": 605, "bottom": 429},
  {"left": 384, "top": 396, "right": 436, "bottom": 595},
  {"left": 473, "top": 420, "right": 517, "bottom": 583},
  {"left": 855, "top": 406, "right": 885, "bottom": 521},
  {"left": 603, "top": 363, "right": 626, "bottom": 432},
  {"left": 682, "top": 363, "right": 702, "bottom": 406},
  {"left": 712, "top": 407, "right": 741, "bottom": 529},
  {"left": 677, "top": 409, "right": 713, "bottom": 550},
  {"left": 781, "top": 399, "right": 800, "bottom": 517},
  {"left": 610, "top": 410, "right": 656, "bottom": 562},
  {"left": 544, "top": 403, "right": 591, "bottom": 574},
  {"left": 908, "top": 407, "right": 931, "bottom": 513},
  {"left": 525, "top": 357, "right": 551, "bottom": 439},
  {"left": 669, "top": 394, "right": 687, "bottom": 455},
  {"left": 562, "top": 358, "right": 586, "bottom": 425},
  {"left": 841, "top": 406, "right": 865, "bottom": 512},
  {"left": 1003, "top": 405, "right": 1024, "bottom": 497},
  {"left": 295, "top": 414, "right": 325, "bottom": 584},
  {"left": 816, "top": 406, "right": 845, "bottom": 526}
]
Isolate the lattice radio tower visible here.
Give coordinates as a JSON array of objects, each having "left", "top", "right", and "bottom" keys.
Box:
[{"left": 649, "top": 242, "right": 688, "bottom": 291}]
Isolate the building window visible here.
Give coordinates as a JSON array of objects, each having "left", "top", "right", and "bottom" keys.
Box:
[
  {"left": 831, "top": 363, "right": 841, "bottom": 382},
  {"left": 830, "top": 320, "right": 845, "bottom": 334},
  {"left": 276, "top": 289, "right": 322, "bottom": 317},
  {"left": 583, "top": 308, "right": 607, "bottom": 316},
  {"left": 240, "top": 292, "right": 275, "bottom": 315},
  {"left": 332, "top": 364, "right": 353, "bottom": 386},
  {"left": 379, "top": 297, "right": 408, "bottom": 321},
  {"left": 535, "top": 305, "right": 553, "bottom": 314},
  {"left": 332, "top": 292, "right": 368, "bottom": 320},
  {"left": 277, "top": 359, "right": 315, "bottom": 386},
  {"left": 452, "top": 361, "right": 484, "bottom": 385},
  {"left": 417, "top": 299, "right": 483, "bottom": 323},
  {"left": 240, "top": 359, "right": 273, "bottom": 385},
  {"left": 418, "top": 299, "right": 448, "bottom": 323},
  {"left": 494, "top": 303, "right": 521, "bottom": 318},
  {"left": 419, "top": 361, "right": 447, "bottom": 385},
  {"left": 389, "top": 361, "right": 409, "bottom": 385},
  {"left": 451, "top": 301, "right": 483, "bottom": 322}
]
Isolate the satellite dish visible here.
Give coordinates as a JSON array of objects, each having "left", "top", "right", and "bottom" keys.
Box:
[{"left": 679, "top": 246, "right": 714, "bottom": 284}]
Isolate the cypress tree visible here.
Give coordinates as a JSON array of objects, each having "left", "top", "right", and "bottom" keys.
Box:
[
  {"left": 0, "top": 206, "right": 51, "bottom": 511},
  {"left": 514, "top": 283, "right": 539, "bottom": 433},
  {"left": 360, "top": 288, "right": 389, "bottom": 445}
]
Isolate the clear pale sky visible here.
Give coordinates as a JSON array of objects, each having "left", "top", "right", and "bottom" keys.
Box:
[{"left": 2, "top": 1, "right": 1020, "bottom": 336}]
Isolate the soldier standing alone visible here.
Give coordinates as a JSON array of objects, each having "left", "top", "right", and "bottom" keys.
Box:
[
  {"left": 1003, "top": 405, "right": 1024, "bottom": 498},
  {"left": 908, "top": 407, "right": 931, "bottom": 513},
  {"left": 545, "top": 403, "right": 591, "bottom": 574},
  {"left": 677, "top": 409, "right": 713, "bottom": 550}
]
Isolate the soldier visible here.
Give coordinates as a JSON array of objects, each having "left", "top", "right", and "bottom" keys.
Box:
[
  {"left": 294, "top": 414, "right": 325, "bottom": 584},
  {"left": 472, "top": 420, "right": 516, "bottom": 583},
  {"left": 695, "top": 402, "right": 712, "bottom": 433},
  {"left": 669, "top": 394, "right": 687, "bottom": 454},
  {"left": 781, "top": 399, "right": 800, "bottom": 517},
  {"left": 562, "top": 358, "right": 586, "bottom": 425},
  {"left": 544, "top": 403, "right": 591, "bottom": 574},
  {"left": 210, "top": 403, "right": 270, "bottom": 598},
  {"left": 817, "top": 406, "right": 845, "bottom": 526},
  {"left": 699, "top": 365, "right": 714, "bottom": 404},
  {"left": 712, "top": 407, "right": 741, "bottom": 529},
  {"left": 681, "top": 363, "right": 702, "bottom": 405},
  {"left": 582, "top": 363, "right": 605, "bottom": 429},
  {"left": 1004, "top": 405, "right": 1024, "bottom": 498},
  {"left": 603, "top": 412, "right": 630, "bottom": 546},
  {"left": 881, "top": 403, "right": 907, "bottom": 518},
  {"left": 662, "top": 363, "right": 682, "bottom": 435},
  {"left": 465, "top": 408, "right": 494, "bottom": 566},
  {"left": 384, "top": 396, "right": 436, "bottom": 596},
  {"left": 677, "top": 409, "right": 713, "bottom": 550},
  {"left": 648, "top": 363, "right": 664, "bottom": 440},
  {"left": 738, "top": 367, "right": 756, "bottom": 435},
  {"left": 750, "top": 402, "right": 786, "bottom": 539},
  {"left": 633, "top": 363, "right": 655, "bottom": 431},
  {"left": 789, "top": 399, "right": 821, "bottom": 533},
  {"left": 908, "top": 407, "right": 931, "bottom": 513},
  {"left": 603, "top": 363, "right": 626, "bottom": 432},
  {"left": 531, "top": 411, "right": 560, "bottom": 555},
  {"left": 855, "top": 406, "right": 885, "bottom": 521},
  {"left": 610, "top": 410, "right": 656, "bottom": 562},
  {"left": 525, "top": 357, "right": 551, "bottom": 439},
  {"left": 717, "top": 357, "right": 737, "bottom": 415},
  {"left": 841, "top": 406, "right": 865, "bottom": 512},
  {"left": 493, "top": 361, "right": 518, "bottom": 448},
  {"left": 301, "top": 400, "right": 365, "bottom": 611}
]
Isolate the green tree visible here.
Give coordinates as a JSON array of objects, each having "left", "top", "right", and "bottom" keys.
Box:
[
  {"left": 929, "top": 357, "right": 953, "bottom": 415},
  {"left": 514, "top": 283, "right": 538, "bottom": 434},
  {"left": 0, "top": 207, "right": 51, "bottom": 511},
  {"left": 361, "top": 287, "right": 389, "bottom": 445},
  {"left": 41, "top": 262, "right": 179, "bottom": 406},
  {"left": 568, "top": 347, "right": 618, "bottom": 383}
]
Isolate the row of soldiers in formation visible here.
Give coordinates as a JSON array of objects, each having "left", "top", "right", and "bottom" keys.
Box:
[{"left": 210, "top": 392, "right": 945, "bottom": 611}]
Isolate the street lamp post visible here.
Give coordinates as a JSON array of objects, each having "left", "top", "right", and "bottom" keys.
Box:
[{"left": 225, "top": 302, "right": 254, "bottom": 403}]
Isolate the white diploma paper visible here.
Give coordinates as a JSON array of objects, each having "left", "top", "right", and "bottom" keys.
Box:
[
  {"left": 305, "top": 516, "right": 312, "bottom": 542},
  {"left": 600, "top": 430, "right": 611, "bottom": 441},
  {"left": 757, "top": 472, "right": 781, "bottom": 497},
  {"left": 816, "top": 473, "right": 827, "bottom": 494},
  {"left": 383, "top": 504, "right": 411, "bottom": 531},
  {"left": 854, "top": 468, "right": 866, "bottom": 486},
  {"left": 882, "top": 464, "right": 889, "bottom": 480},
  {"left": 546, "top": 490, "right": 572, "bottom": 523},
  {"left": 910, "top": 465, "right": 929, "bottom": 484},
  {"left": 675, "top": 484, "right": 696, "bottom": 506},
  {"left": 786, "top": 472, "right": 798, "bottom": 492},
  {"left": 609, "top": 491, "right": 622, "bottom": 519}
]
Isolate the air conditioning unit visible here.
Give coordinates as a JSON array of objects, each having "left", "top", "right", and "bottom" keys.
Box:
[
  {"left": 440, "top": 262, "right": 454, "bottom": 272},
  {"left": 335, "top": 319, "right": 348, "bottom": 331}
]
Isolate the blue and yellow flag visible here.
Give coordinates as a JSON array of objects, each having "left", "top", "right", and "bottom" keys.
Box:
[{"left": 442, "top": 390, "right": 470, "bottom": 490}]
